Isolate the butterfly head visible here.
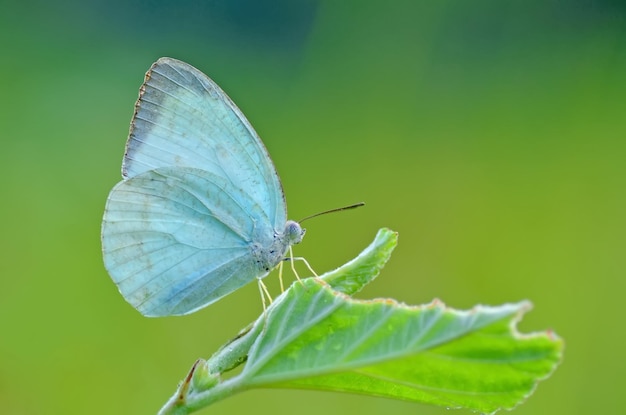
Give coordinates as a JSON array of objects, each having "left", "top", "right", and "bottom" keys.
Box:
[{"left": 284, "top": 220, "right": 305, "bottom": 246}]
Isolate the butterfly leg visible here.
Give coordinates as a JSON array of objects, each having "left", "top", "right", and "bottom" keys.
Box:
[
  {"left": 278, "top": 260, "right": 285, "bottom": 292},
  {"left": 289, "top": 254, "right": 319, "bottom": 278},
  {"left": 287, "top": 246, "right": 305, "bottom": 285},
  {"left": 285, "top": 246, "right": 319, "bottom": 282},
  {"left": 289, "top": 247, "right": 301, "bottom": 281},
  {"left": 257, "top": 278, "right": 273, "bottom": 311}
]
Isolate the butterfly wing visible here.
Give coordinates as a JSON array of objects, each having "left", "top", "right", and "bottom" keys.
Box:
[
  {"left": 123, "top": 57, "right": 286, "bottom": 228},
  {"left": 102, "top": 166, "right": 276, "bottom": 317},
  {"left": 102, "top": 57, "right": 289, "bottom": 316}
]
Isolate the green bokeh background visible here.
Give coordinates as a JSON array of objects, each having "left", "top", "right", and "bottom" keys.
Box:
[{"left": 1, "top": 1, "right": 623, "bottom": 414}]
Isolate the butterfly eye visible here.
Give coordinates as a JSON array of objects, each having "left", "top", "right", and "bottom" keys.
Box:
[{"left": 284, "top": 221, "right": 304, "bottom": 245}]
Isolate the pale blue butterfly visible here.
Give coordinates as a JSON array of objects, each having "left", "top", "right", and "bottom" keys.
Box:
[{"left": 101, "top": 57, "right": 305, "bottom": 317}]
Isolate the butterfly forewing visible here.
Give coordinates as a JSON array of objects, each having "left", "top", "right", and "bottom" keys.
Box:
[{"left": 123, "top": 57, "right": 286, "bottom": 228}]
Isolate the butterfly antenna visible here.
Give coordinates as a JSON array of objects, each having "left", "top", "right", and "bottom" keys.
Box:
[{"left": 298, "top": 202, "right": 365, "bottom": 223}]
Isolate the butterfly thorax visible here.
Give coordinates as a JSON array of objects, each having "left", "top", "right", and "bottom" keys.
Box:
[{"left": 250, "top": 220, "right": 305, "bottom": 275}]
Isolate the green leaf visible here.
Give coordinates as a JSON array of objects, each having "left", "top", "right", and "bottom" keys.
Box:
[
  {"left": 320, "top": 227, "right": 398, "bottom": 295},
  {"left": 158, "top": 229, "right": 563, "bottom": 415},
  {"left": 205, "top": 228, "right": 399, "bottom": 376},
  {"left": 244, "top": 282, "right": 561, "bottom": 413}
]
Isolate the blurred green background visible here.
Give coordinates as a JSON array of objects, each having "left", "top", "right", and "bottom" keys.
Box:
[{"left": 1, "top": 0, "right": 624, "bottom": 414}]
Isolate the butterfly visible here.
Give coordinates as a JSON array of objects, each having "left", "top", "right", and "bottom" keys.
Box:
[{"left": 101, "top": 57, "right": 306, "bottom": 317}]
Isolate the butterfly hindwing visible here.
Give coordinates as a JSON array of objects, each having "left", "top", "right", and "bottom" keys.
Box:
[{"left": 102, "top": 166, "right": 276, "bottom": 316}]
